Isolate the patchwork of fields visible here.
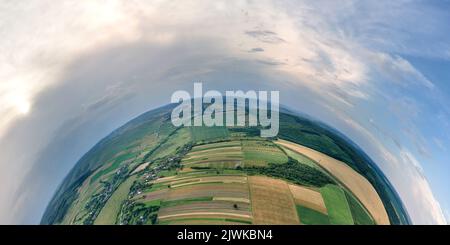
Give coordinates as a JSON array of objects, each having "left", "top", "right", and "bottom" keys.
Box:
[
  {"left": 132, "top": 169, "right": 374, "bottom": 225},
  {"left": 182, "top": 140, "right": 288, "bottom": 169},
  {"left": 124, "top": 135, "right": 378, "bottom": 225},
  {"left": 45, "top": 105, "right": 403, "bottom": 226},
  {"left": 58, "top": 124, "right": 384, "bottom": 225},
  {"left": 276, "top": 139, "right": 389, "bottom": 225}
]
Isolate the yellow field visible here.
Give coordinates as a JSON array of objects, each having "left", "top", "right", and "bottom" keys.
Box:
[
  {"left": 158, "top": 212, "right": 252, "bottom": 223},
  {"left": 276, "top": 139, "right": 390, "bottom": 225},
  {"left": 248, "top": 176, "right": 300, "bottom": 224},
  {"left": 142, "top": 173, "right": 336, "bottom": 224},
  {"left": 131, "top": 161, "right": 150, "bottom": 174},
  {"left": 288, "top": 184, "right": 327, "bottom": 214}
]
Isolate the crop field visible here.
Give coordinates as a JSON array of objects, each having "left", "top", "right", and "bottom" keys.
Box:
[
  {"left": 182, "top": 139, "right": 289, "bottom": 169},
  {"left": 138, "top": 174, "right": 252, "bottom": 224},
  {"left": 147, "top": 127, "right": 191, "bottom": 159},
  {"left": 131, "top": 162, "right": 150, "bottom": 174},
  {"left": 190, "top": 126, "right": 229, "bottom": 142},
  {"left": 242, "top": 140, "right": 288, "bottom": 166},
  {"left": 296, "top": 206, "right": 330, "bottom": 225},
  {"left": 94, "top": 176, "right": 136, "bottom": 224},
  {"left": 345, "top": 191, "right": 375, "bottom": 225},
  {"left": 248, "top": 176, "right": 299, "bottom": 225},
  {"left": 46, "top": 104, "right": 404, "bottom": 226},
  {"left": 288, "top": 184, "right": 327, "bottom": 214},
  {"left": 136, "top": 172, "right": 357, "bottom": 225},
  {"left": 91, "top": 151, "right": 137, "bottom": 183},
  {"left": 65, "top": 136, "right": 381, "bottom": 225},
  {"left": 276, "top": 139, "right": 390, "bottom": 225},
  {"left": 320, "top": 184, "right": 354, "bottom": 225},
  {"left": 282, "top": 147, "right": 323, "bottom": 170},
  {"left": 190, "top": 141, "right": 241, "bottom": 152},
  {"left": 159, "top": 217, "right": 251, "bottom": 225}
]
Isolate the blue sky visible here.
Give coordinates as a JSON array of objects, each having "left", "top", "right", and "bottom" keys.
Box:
[{"left": 0, "top": 0, "right": 449, "bottom": 224}]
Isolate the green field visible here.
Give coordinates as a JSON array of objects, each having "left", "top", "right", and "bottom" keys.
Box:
[
  {"left": 345, "top": 192, "right": 375, "bottom": 225},
  {"left": 242, "top": 140, "right": 288, "bottom": 166},
  {"left": 91, "top": 151, "right": 137, "bottom": 183},
  {"left": 296, "top": 205, "right": 330, "bottom": 225},
  {"left": 43, "top": 104, "right": 400, "bottom": 226},
  {"left": 320, "top": 184, "right": 354, "bottom": 225},
  {"left": 190, "top": 126, "right": 229, "bottom": 142},
  {"left": 94, "top": 176, "right": 136, "bottom": 224},
  {"left": 283, "top": 147, "right": 321, "bottom": 169}
]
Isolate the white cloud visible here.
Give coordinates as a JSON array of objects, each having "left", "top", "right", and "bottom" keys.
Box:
[
  {"left": 371, "top": 53, "right": 435, "bottom": 89},
  {"left": 322, "top": 104, "right": 446, "bottom": 224}
]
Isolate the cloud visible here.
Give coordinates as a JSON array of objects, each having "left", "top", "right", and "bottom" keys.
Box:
[
  {"left": 372, "top": 53, "right": 435, "bottom": 89},
  {"left": 248, "top": 47, "right": 264, "bottom": 53},
  {"left": 394, "top": 149, "right": 447, "bottom": 225},
  {"left": 322, "top": 104, "right": 447, "bottom": 224},
  {"left": 245, "top": 30, "right": 286, "bottom": 44}
]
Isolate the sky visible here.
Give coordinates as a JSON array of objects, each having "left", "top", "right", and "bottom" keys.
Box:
[{"left": 0, "top": 0, "right": 449, "bottom": 224}]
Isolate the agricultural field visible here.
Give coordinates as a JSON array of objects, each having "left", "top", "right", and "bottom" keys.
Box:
[
  {"left": 44, "top": 104, "right": 403, "bottom": 225},
  {"left": 182, "top": 138, "right": 288, "bottom": 169},
  {"left": 126, "top": 168, "right": 376, "bottom": 225},
  {"left": 190, "top": 126, "right": 229, "bottom": 142},
  {"left": 94, "top": 176, "right": 137, "bottom": 224},
  {"left": 276, "top": 139, "right": 389, "bottom": 225},
  {"left": 320, "top": 184, "right": 354, "bottom": 225}
]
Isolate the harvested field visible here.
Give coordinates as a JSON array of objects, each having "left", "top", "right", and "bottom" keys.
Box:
[
  {"left": 213, "top": 197, "right": 250, "bottom": 204},
  {"left": 288, "top": 184, "right": 327, "bottom": 214},
  {"left": 276, "top": 139, "right": 389, "bottom": 225},
  {"left": 143, "top": 183, "right": 250, "bottom": 202},
  {"left": 158, "top": 212, "right": 252, "bottom": 221},
  {"left": 248, "top": 176, "right": 299, "bottom": 224},
  {"left": 182, "top": 142, "right": 244, "bottom": 169},
  {"left": 184, "top": 147, "right": 242, "bottom": 158},
  {"left": 94, "top": 176, "right": 136, "bottom": 225},
  {"left": 160, "top": 218, "right": 250, "bottom": 225},
  {"left": 190, "top": 141, "right": 241, "bottom": 152},
  {"left": 158, "top": 201, "right": 251, "bottom": 216},
  {"left": 131, "top": 162, "right": 150, "bottom": 174}
]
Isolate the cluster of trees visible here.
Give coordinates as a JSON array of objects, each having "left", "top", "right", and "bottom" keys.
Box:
[
  {"left": 83, "top": 165, "right": 130, "bottom": 224},
  {"left": 118, "top": 201, "right": 159, "bottom": 225},
  {"left": 244, "top": 158, "right": 335, "bottom": 188}
]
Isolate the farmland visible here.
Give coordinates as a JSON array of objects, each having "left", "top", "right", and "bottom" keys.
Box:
[
  {"left": 43, "top": 104, "right": 405, "bottom": 225},
  {"left": 276, "top": 139, "right": 389, "bottom": 225}
]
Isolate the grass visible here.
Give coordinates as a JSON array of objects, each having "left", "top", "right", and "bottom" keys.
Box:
[
  {"left": 242, "top": 140, "right": 288, "bottom": 166},
  {"left": 143, "top": 199, "right": 162, "bottom": 207},
  {"left": 283, "top": 148, "right": 321, "bottom": 169},
  {"left": 345, "top": 192, "right": 375, "bottom": 225},
  {"left": 320, "top": 184, "right": 354, "bottom": 225},
  {"left": 157, "top": 169, "right": 178, "bottom": 177},
  {"left": 190, "top": 126, "right": 229, "bottom": 142},
  {"left": 94, "top": 176, "right": 136, "bottom": 224},
  {"left": 147, "top": 127, "right": 191, "bottom": 159},
  {"left": 190, "top": 141, "right": 241, "bottom": 152},
  {"left": 158, "top": 217, "right": 252, "bottom": 225},
  {"left": 91, "top": 152, "right": 136, "bottom": 183},
  {"left": 160, "top": 197, "right": 213, "bottom": 208},
  {"left": 248, "top": 176, "right": 300, "bottom": 224},
  {"left": 296, "top": 205, "right": 330, "bottom": 225}
]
